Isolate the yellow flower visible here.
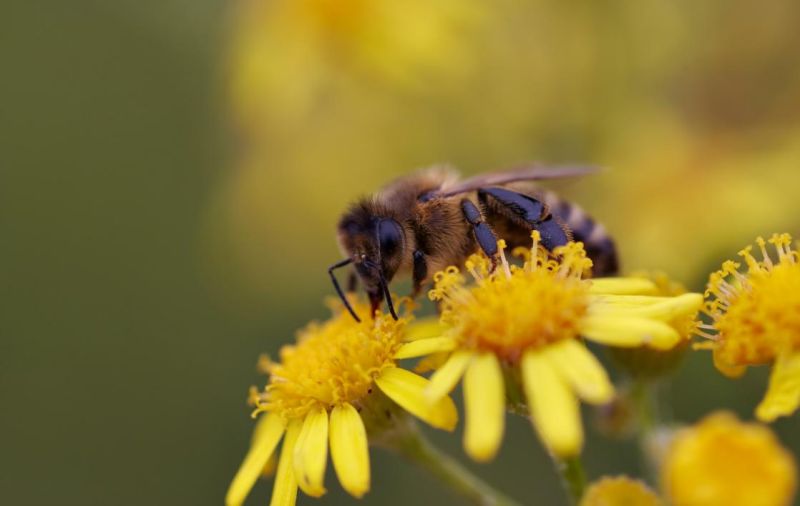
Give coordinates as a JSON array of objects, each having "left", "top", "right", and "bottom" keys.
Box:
[
  {"left": 697, "top": 233, "right": 800, "bottom": 421},
  {"left": 228, "top": 0, "right": 485, "bottom": 126},
  {"left": 407, "top": 233, "right": 702, "bottom": 460},
  {"left": 226, "top": 301, "right": 457, "bottom": 506},
  {"left": 662, "top": 412, "right": 797, "bottom": 506},
  {"left": 581, "top": 476, "right": 663, "bottom": 506}
]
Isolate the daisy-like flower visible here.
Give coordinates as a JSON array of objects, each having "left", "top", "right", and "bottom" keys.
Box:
[
  {"left": 696, "top": 233, "right": 800, "bottom": 422},
  {"left": 580, "top": 476, "right": 663, "bottom": 506},
  {"left": 406, "top": 233, "right": 702, "bottom": 460},
  {"left": 225, "top": 301, "right": 457, "bottom": 506},
  {"left": 661, "top": 412, "right": 797, "bottom": 506}
]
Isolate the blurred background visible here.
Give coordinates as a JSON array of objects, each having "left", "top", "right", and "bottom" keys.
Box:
[{"left": 3, "top": 0, "right": 800, "bottom": 504}]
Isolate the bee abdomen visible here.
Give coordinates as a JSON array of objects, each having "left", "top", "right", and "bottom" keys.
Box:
[{"left": 546, "top": 194, "right": 619, "bottom": 276}]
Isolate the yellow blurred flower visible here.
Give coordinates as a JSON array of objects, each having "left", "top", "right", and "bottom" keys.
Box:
[
  {"left": 581, "top": 476, "right": 663, "bottom": 506},
  {"left": 697, "top": 233, "right": 800, "bottom": 421},
  {"left": 228, "top": 0, "right": 485, "bottom": 126},
  {"left": 401, "top": 233, "right": 702, "bottom": 459},
  {"left": 662, "top": 412, "right": 797, "bottom": 506},
  {"left": 225, "top": 300, "right": 457, "bottom": 506}
]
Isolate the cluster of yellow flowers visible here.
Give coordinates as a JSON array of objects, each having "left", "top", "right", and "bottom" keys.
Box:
[{"left": 227, "top": 232, "right": 799, "bottom": 506}]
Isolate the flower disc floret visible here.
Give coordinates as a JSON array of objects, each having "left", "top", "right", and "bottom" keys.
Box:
[
  {"left": 259, "top": 306, "right": 402, "bottom": 420},
  {"left": 430, "top": 239, "right": 590, "bottom": 362}
]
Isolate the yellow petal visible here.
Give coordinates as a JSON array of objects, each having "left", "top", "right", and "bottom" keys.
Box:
[
  {"left": 580, "top": 315, "right": 680, "bottom": 350},
  {"left": 425, "top": 350, "right": 473, "bottom": 402},
  {"left": 463, "top": 353, "right": 505, "bottom": 462},
  {"left": 404, "top": 317, "right": 449, "bottom": 341},
  {"left": 589, "top": 278, "right": 658, "bottom": 295},
  {"left": 590, "top": 294, "right": 673, "bottom": 308},
  {"left": 293, "top": 408, "right": 328, "bottom": 497},
  {"left": 270, "top": 420, "right": 302, "bottom": 506},
  {"left": 756, "top": 352, "right": 800, "bottom": 422},
  {"left": 376, "top": 367, "right": 458, "bottom": 431},
  {"left": 329, "top": 403, "right": 370, "bottom": 498},
  {"left": 521, "top": 350, "right": 583, "bottom": 457},
  {"left": 545, "top": 340, "right": 614, "bottom": 404},
  {"left": 592, "top": 294, "right": 702, "bottom": 320},
  {"left": 394, "top": 337, "right": 457, "bottom": 359},
  {"left": 226, "top": 414, "right": 287, "bottom": 506}
]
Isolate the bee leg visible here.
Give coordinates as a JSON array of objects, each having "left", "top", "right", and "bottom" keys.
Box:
[
  {"left": 460, "top": 199, "right": 499, "bottom": 269},
  {"left": 347, "top": 271, "right": 358, "bottom": 292},
  {"left": 534, "top": 214, "right": 570, "bottom": 250},
  {"left": 477, "top": 187, "right": 569, "bottom": 250},
  {"left": 412, "top": 250, "right": 428, "bottom": 297},
  {"left": 477, "top": 187, "right": 545, "bottom": 224}
]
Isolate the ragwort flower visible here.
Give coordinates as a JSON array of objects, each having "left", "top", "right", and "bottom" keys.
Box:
[
  {"left": 581, "top": 475, "right": 663, "bottom": 506},
  {"left": 662, "top": 412, "right": 797, "bottom": 506},
  {"left": 697, "top": 233, "right": 800, "bottom": 421},
  {"left": 406, "top": 233, "right": 702, "bottom": 460},
  {"left": 226, "top": 301, "right": 457, "bottom": 506}
]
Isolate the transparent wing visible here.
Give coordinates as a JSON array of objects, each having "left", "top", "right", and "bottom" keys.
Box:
[{"left": 437, "top": 165, "right": 599, "bottom": 198}]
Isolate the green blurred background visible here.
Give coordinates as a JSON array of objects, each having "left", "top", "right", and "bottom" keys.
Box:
[{"left": 3, "top": 0, "right": 800, "bottom": 504}]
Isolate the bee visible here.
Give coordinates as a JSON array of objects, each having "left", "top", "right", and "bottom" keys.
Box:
[{"left": 330, "top": 165, "right": 618, "bottom": 321}]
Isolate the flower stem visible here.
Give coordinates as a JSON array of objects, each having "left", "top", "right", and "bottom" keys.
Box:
[
  {"left": 556, "top": 455, "right": 586, "bottom": 505},
  {"left": 631, "top": 380, "right": 664, "bottom": 483},
  {"left": 385, "top": 420, "right": 521, "bottom": 506}
]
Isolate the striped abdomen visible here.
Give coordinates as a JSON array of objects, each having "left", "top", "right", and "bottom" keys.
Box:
[{"left": 543, "top": 192, "right": 619, "bottom": 276}]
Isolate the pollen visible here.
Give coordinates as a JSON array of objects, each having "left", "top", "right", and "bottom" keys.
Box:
[
  {"left": 429, "top": 234, "right": 591, "bottom": 363},
  {"left": 256, "top": 300, "right": 404, "bottom": 420},
  {"left": 699, "top": 234, "right": 800, "bottom": 369}
]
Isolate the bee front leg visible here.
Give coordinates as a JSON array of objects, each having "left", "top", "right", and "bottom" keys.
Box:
[
  {"left": 460, "top": 199, "right": 499, "bottom": 270},
  {"left": 412, "top": 250, "right": 428, "bottom": 298},
  {"left": 347, "top": 271, "right": 358, "bottom": 292}
]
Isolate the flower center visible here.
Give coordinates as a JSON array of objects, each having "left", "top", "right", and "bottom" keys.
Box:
[
  {"left": 703, "top": 234, "right": 800, "bottom": 366},
  {"left": 429, "top": 235, "right": 591, "bottom": 363},
  {"left": 257, "top": 302, "right": 404, "bottom": 420}
]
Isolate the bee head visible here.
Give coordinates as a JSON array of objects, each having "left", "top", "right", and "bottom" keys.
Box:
[{"left": 334, "top": 201, "right": 407, "bottom": 320}]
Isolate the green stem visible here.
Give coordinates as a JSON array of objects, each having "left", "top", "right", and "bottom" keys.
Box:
[
  {"left": 556, "top": 456, "right": 586, "bottom": 505},
  {"left": 631, "top": 381, "right": 657, "bottom": 433},
  {"left": 631, "top": 381, "right": 660, "bottom": 483},
  {"left": 386, "top": 420, "right": 521, "bottom": 506}
]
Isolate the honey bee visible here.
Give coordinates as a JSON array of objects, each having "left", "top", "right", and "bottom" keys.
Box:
[{"left": 330, "top": 165, "right": 618, "bottom": 321}]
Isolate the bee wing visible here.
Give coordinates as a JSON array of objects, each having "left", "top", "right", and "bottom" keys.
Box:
[{"left": 436, "top": 165, "right": 599, "bottom": 197}]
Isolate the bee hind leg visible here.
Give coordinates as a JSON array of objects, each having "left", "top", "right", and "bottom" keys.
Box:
[
  {"left": 460, "top": 199, "right": 499, "bottom": 270},
  {"left": 477, "top": 187, "right": 569, "bottom": 250}
]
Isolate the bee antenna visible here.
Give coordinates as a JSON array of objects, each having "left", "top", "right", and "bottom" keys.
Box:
[
  {"left": 328, "top": 258, "right": 361, "bottom": 322},
  {"left": 378, "top": 270, "right": 399, "bottom": 320}
]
